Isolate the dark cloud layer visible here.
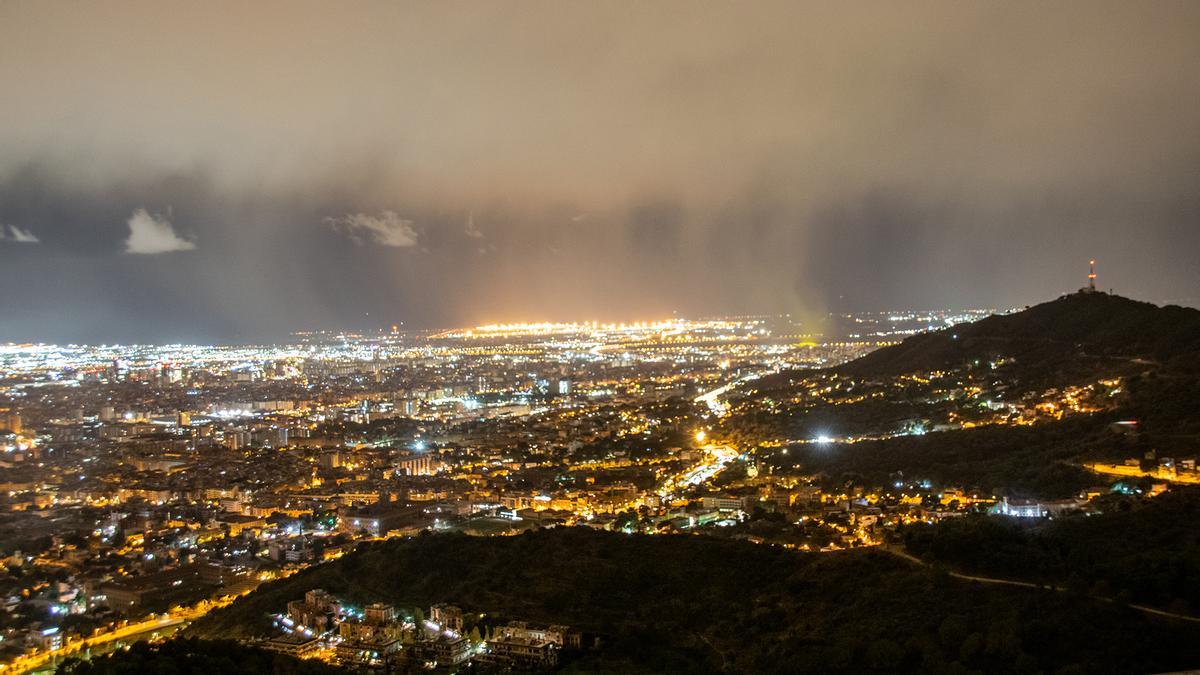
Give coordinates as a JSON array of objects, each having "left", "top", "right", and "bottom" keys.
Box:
[{"left": 1, "top": 1, "right": 1198, "bottom": 342}]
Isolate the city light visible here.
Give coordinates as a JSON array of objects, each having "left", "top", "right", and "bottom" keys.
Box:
[{"left": 3, "top": 5, "right": 1198, "bottom": 670}]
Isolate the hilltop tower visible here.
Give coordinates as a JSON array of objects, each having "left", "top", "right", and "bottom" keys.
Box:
[{"left": 1081, "top": 259, "right": 1098, "bottom": 293}]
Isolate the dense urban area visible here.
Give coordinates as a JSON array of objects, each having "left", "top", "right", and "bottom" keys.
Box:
[{"left": 3, "top": 290, "right": 1200, "bottom": 673}]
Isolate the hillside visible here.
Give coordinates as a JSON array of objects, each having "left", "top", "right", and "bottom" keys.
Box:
[
  {"left": 901, "top": 488, "right": 1200, "bottom": 613},
  {"left": 839, "top": 291, "right": 1200, "bottom": 378},
  {"left": 724, "top": 293, "right": 1200, "bottom": 495},
  {"left": 188, "top": 528, "right": 1200, "bottom": 673},
  {"left": 757, "top": 414, "right": 1109, "bottom": 497}
]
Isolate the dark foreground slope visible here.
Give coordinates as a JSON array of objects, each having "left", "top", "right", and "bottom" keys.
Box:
[
  {"left": 902, "top": 488, "right": 1200, "bottom": 614},
  {"left": 189, "top": 528, "right": 1200, "bottom": 673}
]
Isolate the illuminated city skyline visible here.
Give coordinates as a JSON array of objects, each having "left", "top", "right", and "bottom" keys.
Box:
[{"left": 1, "top": 5, "right": 1199, "bottom": 671}]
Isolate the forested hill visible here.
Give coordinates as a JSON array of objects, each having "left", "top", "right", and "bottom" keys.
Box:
[
  {"left": 838, "top": 292, "right": 1200, "bottom": 378},
  {"left": 188, "top": 527, "right": 1200, "bottom": 673}
]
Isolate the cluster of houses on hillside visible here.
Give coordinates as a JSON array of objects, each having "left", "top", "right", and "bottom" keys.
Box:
[{"left": 260, "top": 590, "right": 586, "bottom": 670}]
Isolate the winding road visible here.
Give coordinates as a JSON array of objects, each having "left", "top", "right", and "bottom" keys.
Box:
[{"left": 878, "top": 545, "right": 1200, "bottom": 624}]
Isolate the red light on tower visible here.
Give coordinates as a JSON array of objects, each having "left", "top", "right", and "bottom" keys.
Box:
[{"left": 1088, "top": 259, "right": 1097, "bottom": 291}]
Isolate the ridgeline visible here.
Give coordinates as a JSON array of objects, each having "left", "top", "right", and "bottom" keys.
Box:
[{"left": 189, "top": 527, "right": 1200, "bottom": 673}]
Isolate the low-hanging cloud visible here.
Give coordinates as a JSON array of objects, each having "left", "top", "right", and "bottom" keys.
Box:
[
  {"left": 0, "top": 225, "right": 39, "bottom": 243},
  {"left": 125, "top": 208, "right": 196, "bottom": 254},
  {"left": 1, "top": 3, "right": 1199, "bottom": 342},
  {"left": 325, "top": 211, "right": 419, "bottom": 247}
]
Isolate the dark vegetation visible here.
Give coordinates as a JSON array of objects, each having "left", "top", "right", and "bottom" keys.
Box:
[
  {"left": 707, "top": 506, "right": 843, "bottom": 549},
  {"left": 189, "top": 527, "right": 1200, "bottom": 673},
  {"left": 57, "top": 638, "right": 344, "bottom": 675},
  {"left": 902, "top": 488, "right": 1200, "bottom": 615},
  {"left": 727, "top": 393, "right": 936, "bottom": 445}
]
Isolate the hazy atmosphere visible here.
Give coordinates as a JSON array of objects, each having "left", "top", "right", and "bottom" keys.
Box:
[
  {"left": 4, "top": 6, "right": 1200, "bottom": 673},
  {"left": 2, "top": 1, "right": 1199, "bottom": 341}
]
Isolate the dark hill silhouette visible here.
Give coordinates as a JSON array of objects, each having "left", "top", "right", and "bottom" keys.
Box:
[
  {"left": 188, "top": 528, "right": 1200, "bottom": 673},
  {"left": 838, "top": 292, "right": 1200, "bottom": 378}
]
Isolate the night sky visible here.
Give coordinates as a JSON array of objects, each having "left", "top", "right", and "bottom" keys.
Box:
[{"left": 1, "top": 1, "right": 1198, "bottom": 343}]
